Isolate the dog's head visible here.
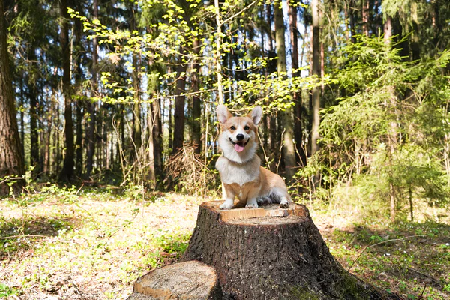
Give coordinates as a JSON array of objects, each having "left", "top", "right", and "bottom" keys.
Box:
[{"left": 217, "top": 105, "right": 262, "bottom": 163}]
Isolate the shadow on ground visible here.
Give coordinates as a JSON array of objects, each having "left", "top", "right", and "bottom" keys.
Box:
[
  {"left": 0, "top": 215, "right": 76, "bottom": 259},
  {"left": 323, "top": 221, "right": 450, "bottom": 299}
]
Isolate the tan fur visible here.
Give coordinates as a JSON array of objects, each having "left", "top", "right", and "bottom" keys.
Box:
[{"left": 216, "top": 105, "right": 292, "bottom": 209}]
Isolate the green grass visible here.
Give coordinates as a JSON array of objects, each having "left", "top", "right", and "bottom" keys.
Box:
[
  {"left": 319, "top": 221, "right": 450, "bottom": 300},
  {"left": 0, "top": 187, "right": 448, "bottom": 299},
  {"left": 0, "top": 189, "right": 200, "bottom": 299},
  {"left": 0, "top": 283, "right": 18, "bottom": 298}
]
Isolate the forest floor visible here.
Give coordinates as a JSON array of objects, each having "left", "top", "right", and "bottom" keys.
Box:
[{"left": 0, "top": 187, "right": 449, "bottom": 300}]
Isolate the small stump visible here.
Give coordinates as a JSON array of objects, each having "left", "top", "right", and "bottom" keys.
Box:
[
  {"left": 128, "top": 260, "right": 221, "bottom": 300},
  {"left": 183, "top": 201, "right": 398, "bottom": 300}
]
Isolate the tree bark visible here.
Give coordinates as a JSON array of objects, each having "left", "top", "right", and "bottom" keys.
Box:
[
  {"left": 349, "top": 0, "right": 356, "bottom": 43},
  {"left": 172, "top": 56, "right": 187, "bottom": 155},
  {"left": 384, "top": 16, "right": 397, "bottom": 223},
  {"left": 0, "top": 0, "right": 25, "bottom": 194},
  {"left": 192, "top": 37, "right": 202, "bottom": 155},
  {"left": 75, "top": 13, "right": 84, "bottom": 176},
  {"left": 97, "top": 102, "right": 103, "bottom": 169},
  {"left": 168, "top": 65, "right": 173, "bottom": 153},
  {"left": 19, "top": 76, "right": 25, "bottom": 162},
  {"left": 43, "top": 92, "right": 54, "bottom": 176},
  {"left": 147, "top": 100, "right": 156, "bottom": 186},
  {"left": 289, "top": 0, "right": 306, "bottom": 167},
  {"left": 183, "top": 202, "right": 400, "bottom": 300},
  {"left": 152, "top": 96, "right": 163, "bottom": 189},
  {"left": 59, "top": 0, "right": 74, "bottom": 182},
  {"left": 214, "top": 0, "right": 224, "bottom": 105},
  {"left": 266, "top": 3, "right": 277, "bottom": 172},
  {"left": 274, "top": 0, "right": 296, "bottom": 182},
  {"left": 131, "top": 4, "right": 142, "bottom": 155},
  {"left": 86, "top": 0, "right": 98, "bottom": 178},
  {"left": 311, "top": 0, "right": 321, "bottom": 156},
  {"left": 362, "top": 0, "right": 369, "bottom": 36},
  {"left": 28, "top": 47, "right": 40, "bottom": 176}
]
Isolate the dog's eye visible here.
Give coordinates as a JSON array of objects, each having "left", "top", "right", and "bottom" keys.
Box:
[
  {"left": 230, "top": 126, "right": 236, "bottom": 130},
  {"left": 244, "top": 125, "right": 250, "bottom": 130}
]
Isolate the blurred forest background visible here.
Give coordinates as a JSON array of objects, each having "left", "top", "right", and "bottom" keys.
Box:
[{"left": 1, "top": 0, "right": 450, "bottom": 222}]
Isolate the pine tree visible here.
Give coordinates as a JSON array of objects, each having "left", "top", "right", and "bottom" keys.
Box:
[
  {"left": 0, "top": 0, "right": 25, "bottom": 194},
  {"left": 274, "top": 0, "right": 295, "bottom": 182},
  {"left": 59, "top": 0, "right": 74, "bottom": 181}
]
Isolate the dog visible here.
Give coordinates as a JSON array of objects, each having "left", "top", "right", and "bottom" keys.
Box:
[{"left": 216, "top": 105, "right": 292, "bottom": 209}]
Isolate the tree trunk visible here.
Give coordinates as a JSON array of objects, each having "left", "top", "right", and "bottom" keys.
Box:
[
  {"left": 19, "top": 76, "right": 25, "bottom": 162},
  {"left": 289, "top": 0, "right": 306, "bottom": 167},
  {"left": 28, "top": 47, "right": 40, "bottom": 176},
  {"left": 75, "top": 99, "right": 83, "bottom": 176},
  {"left": 0, "top": 0, "right": 25, "bottom": 194},
  {"left": 384, "top": 16, "right": 397, "bottom": 223},
  {"left": 97, "top": 102, "right": 103, "bottom": 169},
  {"left": 349, "top": 0, "right": 356, "bottom": 43},
  {"left": 86, "top": 0, "right": 98, "bottom": 178},
  {"left": 168, "top": 65, "right": 173, "bottom": 153},
  {"left": 53, "top": 90, "right": 60, "bottom": 175},
  {"left": 214, "top": 0, "right": 224, "bottom": 105},
  {"left": 311, "top": 0, "right": 321, "bottom": 156},
  {"left": 43, "top": 92, "right": 54, "bottom": 176},
  {"left": 131, "top": 4, "right": 142, "bottom": 155},
  {"left": 192, "top": 37, "right": 201, "bottom": 155},
  {"left": 38, "top": 81, "right": 45, "bottom": 176},
  {"left": 59, "top": 0, "right": 74, "bottom": 182},
  {"left": 362, "top": 0, "right": 369, "bottom": 36},
  {"left": 266, "top": 2, "right": 277, "bottom": 172},
  {"left": 152, "top": 96, "right": 163, "bottom": 189},
  {"left": 147, "top": 100, "right": 156, "bottom": 186},
  {"left": 119, "top": 103, "right": 125, "bottom": 167},
  {"left": 274, "top": 0, "right": 296, "bottom": 182},
  {"left": 75, "top": 14, "right": 84, "bottom": 176},
  {"left": 182, "top": 202, "right": 400, "bottom": 300},
  {"left": 102, "top": 107, "right": 108, "bottom": 169},
  {"left": 344, "top": 1, "right": 350, "bottom": 41},
  {"left": 172, "top": 57, "right": 187, "bottom": 155}
]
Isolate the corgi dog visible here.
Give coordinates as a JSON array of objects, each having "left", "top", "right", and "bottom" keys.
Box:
[{"left": 216, "top": 105, "right": 292, "bottom": 209}]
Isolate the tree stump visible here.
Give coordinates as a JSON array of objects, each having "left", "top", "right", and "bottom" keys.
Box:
[
  {"left": 182, "top": 201, "right": 399, "bottom": 300},
  {"left": 127, "top": 261, "right": 222, "bottom": 300}
]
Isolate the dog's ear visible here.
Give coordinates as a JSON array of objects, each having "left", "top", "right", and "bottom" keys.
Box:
[
  {"left": 217, "top": 105, "right": 232, "bottom": 124},
  {"left": 248, "top": 106, "right": 263, "bottom": 125}
]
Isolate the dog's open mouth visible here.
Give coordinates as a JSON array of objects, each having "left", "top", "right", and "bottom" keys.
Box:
[{"left": 229, "top": 138, "right": 248, "bottom": 152}]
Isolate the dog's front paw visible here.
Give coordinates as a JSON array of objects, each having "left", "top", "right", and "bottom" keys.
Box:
[
  {"left": 279, "top": 200, "right": 289, "bottom": 208},
  {"left": 220, "top": 201, "right": 233, "bottom": 210},
  {"left": 245, "top": 198, "right": 259, "bottom": 208},
  {"left": 245, "top": 203, "right": 259, "bottom": 208}
]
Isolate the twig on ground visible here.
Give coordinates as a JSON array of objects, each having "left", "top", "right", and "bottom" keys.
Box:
[
  {"left": 418, "top": 282, "right": 428, "bottom": 299},
  {"left": 2, "top": 234, "right": 50, "bottom": 240}
]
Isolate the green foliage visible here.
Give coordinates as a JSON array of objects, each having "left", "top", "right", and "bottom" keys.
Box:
[
  {"left": 298, "top": 35, "right": 450, "bottom": 220},
  {"left": 0, "top": 283, "right": 19, "bottom": 298}
]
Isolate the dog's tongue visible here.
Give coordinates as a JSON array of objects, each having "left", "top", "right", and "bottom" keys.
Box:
[{"left": 234, "top": 143, "right": 245, "bottom": 152}]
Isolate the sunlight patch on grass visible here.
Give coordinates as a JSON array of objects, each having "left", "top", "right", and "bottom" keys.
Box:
[{"left": 0, "top": 190, "right": 202, "bottom": 299}]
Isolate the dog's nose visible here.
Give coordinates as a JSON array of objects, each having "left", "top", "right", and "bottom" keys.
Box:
[{"left": 236, "top": 133, "right": 245, "bottom": 141}]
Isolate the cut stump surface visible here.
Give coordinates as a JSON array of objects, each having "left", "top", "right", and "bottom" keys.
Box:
[{"left": 127, "top": 260, "right": 221, "bottom": 300}]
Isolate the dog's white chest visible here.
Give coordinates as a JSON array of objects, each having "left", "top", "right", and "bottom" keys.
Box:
[{"left": 216, "top": 156, "right": 260, "bottom": 186}]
